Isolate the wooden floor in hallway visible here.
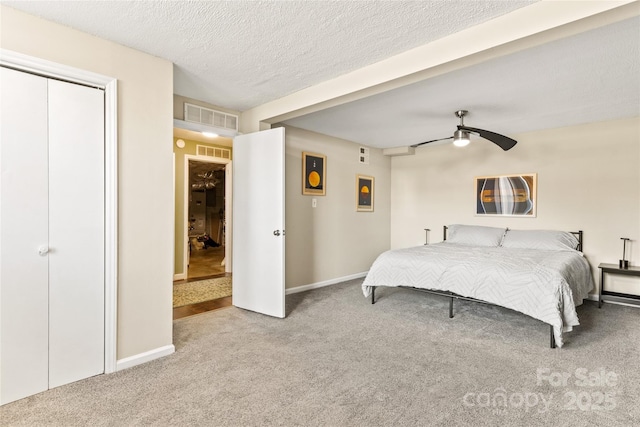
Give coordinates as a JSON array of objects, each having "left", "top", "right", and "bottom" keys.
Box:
[
  {"left": 174, "top": 245, "right": 232, "bottom": 319},
  {"left": 173, "top": 291, "right": 232, "bottom": 320},
  {"left": 188, "top": 245, "right": 225, "bottom": 279}
]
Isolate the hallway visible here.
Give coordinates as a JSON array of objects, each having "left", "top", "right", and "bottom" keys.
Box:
[
  {"left": 188, "top": 244, "right": 225, "bottom": 279},
  {"left": 174, "top": 244, "right": 231, "bottom": 320}
]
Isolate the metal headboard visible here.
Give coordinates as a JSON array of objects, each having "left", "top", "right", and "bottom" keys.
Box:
[
  {"left": 442, "top": 226, "right": 583, "bottom": 251},
  {"left": 570, "top": 230, "right": 583, "bottom": 252}
]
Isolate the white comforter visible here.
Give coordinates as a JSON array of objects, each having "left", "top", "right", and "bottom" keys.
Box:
[{"left": 362, "top": 243, "right": 594, "bottom": 347}]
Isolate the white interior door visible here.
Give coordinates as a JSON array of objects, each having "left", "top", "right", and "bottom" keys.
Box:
[
  {"left": 0, "top": 67, "right": 50, "bottom": 405},
  {"left": 47, "top": 79, "right": 105, "bottom": 388},
  {"left": 0, "top": 68, "right": 105, "bottom": 404},
  {"left": 232, "top": 127, "right": 285, "bottom": 318}
]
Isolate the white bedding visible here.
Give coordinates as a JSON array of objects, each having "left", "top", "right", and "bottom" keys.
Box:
[{"left": 362, "top": 242, "right": 594, "bottom": 347}]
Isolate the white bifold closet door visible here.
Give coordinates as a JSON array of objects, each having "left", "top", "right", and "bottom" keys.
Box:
[{"left": 0, "top": 67, "right": 104, "bottom": 405}]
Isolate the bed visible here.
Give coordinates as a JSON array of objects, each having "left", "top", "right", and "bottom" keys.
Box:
[{"left": 362, "top": 225, "right": 594, "bottom": 348}]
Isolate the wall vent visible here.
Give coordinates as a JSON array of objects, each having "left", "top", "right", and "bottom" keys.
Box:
[
  {"left": 196, "top": 145, "right": 231, "bottom": 160},
  {"left": 185, "top": 103, "right": 238, "bottom": 132},
  {"left": 359, "top": 147, "right": 370, "bottom": 164}
]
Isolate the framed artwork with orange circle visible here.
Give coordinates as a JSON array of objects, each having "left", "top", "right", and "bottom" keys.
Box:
[
  {"left": 302, "top": 152, "right": 326, "bottom": 195},
  {"left": 356, "top": 174, "right": 374, "bottom": 212}
]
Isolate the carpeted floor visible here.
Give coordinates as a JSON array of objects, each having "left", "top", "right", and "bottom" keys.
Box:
[
  {"left": 173, "top": 276, "right": 232, "bottom": 307},
  {"left": 2, "top": 279, "right": 639, "bottom": 426}
]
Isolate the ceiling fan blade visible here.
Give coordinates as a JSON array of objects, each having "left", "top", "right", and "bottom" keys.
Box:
[
  {"left": 410, "top": 136, "right": 453, "bottom": 148},
  {"left": 458, "top": 126, "right": 517, "bottom": 151}
]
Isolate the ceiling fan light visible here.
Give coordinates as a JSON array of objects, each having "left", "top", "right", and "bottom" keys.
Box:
[{"left": 453, "top": 130, "right": 470, "bottom": 147}]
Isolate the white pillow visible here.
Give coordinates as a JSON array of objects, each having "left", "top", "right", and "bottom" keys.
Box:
[
  {"left": 446, "top": 224, "right": 506, "bottom": 247},
  {"left": 501, "top": 229, "right": 579, "bottom": 251}
]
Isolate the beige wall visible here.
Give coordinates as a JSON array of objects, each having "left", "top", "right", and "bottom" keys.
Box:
[
  {"left": 1, "top": 6, "right": 174, "bottom": 360},
  {"left": 284, "top": 126, "right": 391, "bottom": 288},
  {"left": 173, "top": 137, "right": 231, "bottom": 276},
  {"left": 390, "top": 117, "right": 640, "bottom": 296}
]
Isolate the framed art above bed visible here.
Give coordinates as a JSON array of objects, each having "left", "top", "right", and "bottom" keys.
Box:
[{"left": 475, "top": 173, "right": 536, "bottom": 217}]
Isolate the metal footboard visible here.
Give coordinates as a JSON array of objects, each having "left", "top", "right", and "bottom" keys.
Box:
[{"left": 370, "top": 285, "right": 556, "bottom": 348}]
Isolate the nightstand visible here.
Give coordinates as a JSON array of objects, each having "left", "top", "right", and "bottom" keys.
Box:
[{"left": 598, "top": 263, "right": 640, "bottom": 308}]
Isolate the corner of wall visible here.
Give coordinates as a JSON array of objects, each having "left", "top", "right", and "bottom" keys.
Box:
[{"left": 283, "top": 125, "right": 391, "bottom": 289}]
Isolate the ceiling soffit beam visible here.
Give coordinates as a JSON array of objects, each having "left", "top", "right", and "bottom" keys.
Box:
[
  {"left": 240, "top": 0, "right": 639, "bottom": 134},
  {"left": 173, "top": 118, "right": 238, "bottom": 138}
]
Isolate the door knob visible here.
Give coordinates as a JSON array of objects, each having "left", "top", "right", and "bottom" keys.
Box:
[
  {"left": 38, "top": 245, "right": 49, "bottom": 256},
  {"left": 273, "top": 230, "right": 281, "bottom": 236}
]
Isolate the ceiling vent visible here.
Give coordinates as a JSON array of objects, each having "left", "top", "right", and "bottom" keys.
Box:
[
  {"left": 196, "top": 145, "right": 231, "bottom": 160},
  {"left": 184, "top": 103, "right": 238, "bottom": 132}
]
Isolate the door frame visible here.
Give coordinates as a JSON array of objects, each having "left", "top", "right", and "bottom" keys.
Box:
[
  {"left": 1, "top": 49, "right": 118, "bottom": 374},
  {"left": 182, "top": 154, "right": 232, "bottom": 279}
]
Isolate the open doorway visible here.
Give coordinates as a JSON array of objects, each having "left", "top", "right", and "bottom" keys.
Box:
[
  {"left": 172, "top": 132, "right": 233, "bottom": 319},
  {"left": 173, "top": 156, "right": 232, "bottom": 319},
  {"left": 187, "top": 160, "right": 226, "bottom": 279}
]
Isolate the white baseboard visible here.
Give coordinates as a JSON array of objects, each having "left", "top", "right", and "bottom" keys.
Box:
[
  {"left": 116, "top": 344, "right": 175, "bottom": 371},
  {"left": 286, "top": 271, "right": 367, "bottom": 295},
  {"left": 173, "top": 273, "right": 186, "bottom": 281}
]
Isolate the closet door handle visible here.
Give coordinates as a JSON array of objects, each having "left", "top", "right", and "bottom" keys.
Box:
[{"left": 38, "top": 245, "right": 49, "bottom": 256}]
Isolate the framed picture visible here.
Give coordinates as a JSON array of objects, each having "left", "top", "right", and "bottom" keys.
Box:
[
  {"left": 475, "top": 173, "right": 537, "bottom": 217},
  {"left": 302, "top": 152, "right": 326, "bottom": 195},
  {"left": 356, "top": 174, "right": 374, "bottom": 212}
]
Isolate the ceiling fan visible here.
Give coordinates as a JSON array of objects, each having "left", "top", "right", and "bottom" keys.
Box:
[{"left": 410, "top": 110, "right": 517, "bottom": 151}]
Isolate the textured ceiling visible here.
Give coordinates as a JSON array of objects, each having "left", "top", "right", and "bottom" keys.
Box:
[
  {"left": 4, "top": 0, "right": 537, "bottom": 111},
  {"left": 5, "top": 1, "right": 639, "bottom": 150},
  {"left": 283, "top": 16, "right": 640, "bottom": 148}
]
